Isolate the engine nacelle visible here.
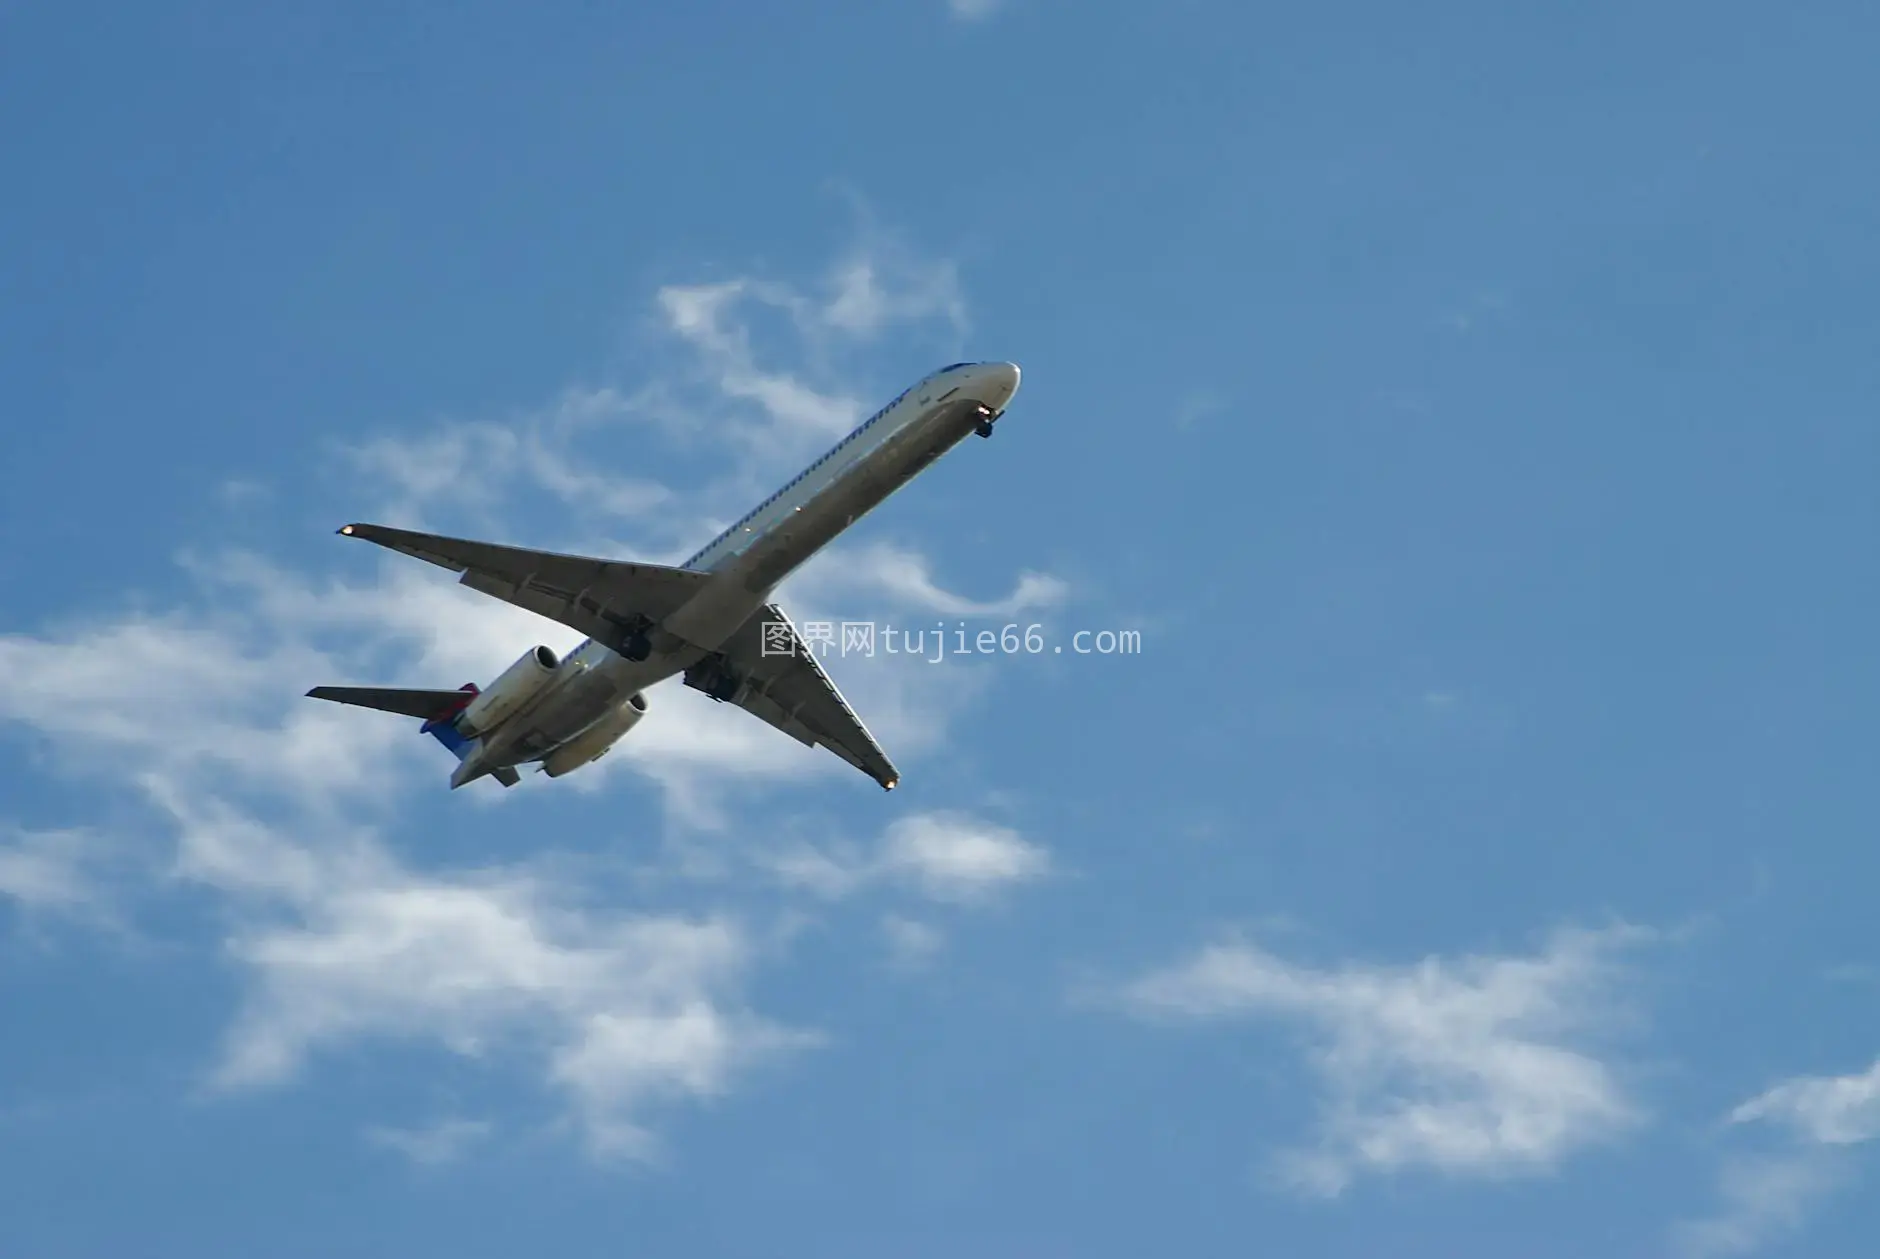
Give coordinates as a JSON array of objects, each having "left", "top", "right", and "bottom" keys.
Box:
[
  {"left": 457, "top": 645, "right": 560, "bottom": 736},
  {"left": 541, "top": 692, "right": 648, "bottom": 778}
]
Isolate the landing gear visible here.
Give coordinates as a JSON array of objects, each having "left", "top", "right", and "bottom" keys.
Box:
[
  {"left": 621, "top": 631, "right": 653, "bottom": 662},
  {"left": 975, "top": 418, "right": 995, "bottom": 439},
  {"left": 685, "top": 658, "right": 742, "bottom": 702}
]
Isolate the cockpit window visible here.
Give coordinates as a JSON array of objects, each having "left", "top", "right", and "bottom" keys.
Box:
[{"left": 939, "top": 361, "right": 975, "bottom": 372}]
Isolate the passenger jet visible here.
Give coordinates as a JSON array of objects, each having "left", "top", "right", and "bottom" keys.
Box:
[{"left": 307, "top": 361, "right": 1022, "bottom": 791}]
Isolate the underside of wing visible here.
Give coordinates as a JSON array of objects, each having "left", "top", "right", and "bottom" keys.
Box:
[
  {"left": 306, "top": 685, "right": 476, "bottom": 722},
  {"left": 699, "top": 603, "right": 900, "bottom": 790},
  {"left": 338, "top": 522, "right": 709, "bottom": 651}
]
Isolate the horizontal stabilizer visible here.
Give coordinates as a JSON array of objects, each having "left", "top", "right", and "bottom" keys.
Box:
[{"left": 306, "top": 685, "right": 476, "bottom": 723}]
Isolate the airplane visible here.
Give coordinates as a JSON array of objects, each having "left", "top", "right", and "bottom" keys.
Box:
[{"left": 307, "top": 360, "right": 1022, "bottom": 791}]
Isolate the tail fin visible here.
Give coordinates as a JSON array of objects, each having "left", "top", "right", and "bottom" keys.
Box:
[{"left": 306, "top": 683, "right": 520, "bottom": 788}]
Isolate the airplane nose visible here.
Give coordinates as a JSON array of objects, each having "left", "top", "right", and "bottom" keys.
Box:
[{"left": 979, "top": 361, "right": 1020, "bottom": 409}]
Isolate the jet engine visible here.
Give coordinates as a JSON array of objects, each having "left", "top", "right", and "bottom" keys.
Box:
[
  {"left": 541, "top": 692, "right": 649, "bottom": 778},
  {"left": 457, "top": 645, "right": 559, "bottom": 736}
]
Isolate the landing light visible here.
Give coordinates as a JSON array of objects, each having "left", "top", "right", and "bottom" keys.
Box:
[{"left": 340, "top": 524, "right": 355, "bottom": 535}]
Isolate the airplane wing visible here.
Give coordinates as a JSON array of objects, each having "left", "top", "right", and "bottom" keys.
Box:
[
  {"left": 696, "top": 603, "right": 900, "bottom": 790},
  {"left": 305, "top": 685, "right": 476, "bottom": 722},
  {"left": 338, "top": 522, "right": 710, "bottom": 652}
]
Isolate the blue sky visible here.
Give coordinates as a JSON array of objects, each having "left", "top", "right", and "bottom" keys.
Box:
[{"left": 3, "top": 1, "right": 1878, "bottom": 1255}]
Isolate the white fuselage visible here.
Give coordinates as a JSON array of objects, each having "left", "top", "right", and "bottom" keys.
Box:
[{"left": 455, "top": 361, "right": 1020, "bottom": 780}]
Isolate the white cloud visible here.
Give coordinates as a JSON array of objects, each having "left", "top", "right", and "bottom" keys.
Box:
[
  {"left": 766, "top": 812, "right": 1050, "bottom": 905},
  {"left": 655, "top": 278, "right": 863, "bottom": 447},
  {"left": 0, "top": 570, "right": 534, "bottom": 805},
  {"left": 652, "top": 241, "right": 964, "bottom": 457},
  {"left": 879, "top": 813, "right": 1051, "bottom": 902},
  {"left": 1675, "top": 1151, "right": 1850, "bottom": 1258},
  {"left": 204, "top": 838, "right": 807, "bottom": 1157},
  {"left": 193, "top": 550, "right": 586, "bottom": 692},
  {"left": 366, "top": 1118, "right": 494, "bottom": 1165},
  {"left": 1729, "top": 1059, "right": 1880, "bottom": 1146},
  {"left": 763, "top": 842, "right": 871, "bottom": 900},
  {"left": 0, "top": 533, "right": 808, "bottom": 1160},
  {"left": 881, "top": 914, "right": 945, "bottom": 969},
  {"left": 345, "top": 394, "right": 673, "bottom": 526},
  {"left": 0, "top": 827, "right": 117, "bottom": 922},
  {"left": 0, "top": 601, "right": 810, "bottom": 1156},
  {"left": 1679, "top": 1057, "right": 1880, "bottom": 1254},
  {"left": 1111, "top": 926, "right": 1648, "bottom": 1195},
  {"left": 819, "top": 251, "right": 968, "bottom": 340},
  {"left": 790, "top": 541, "right": 1068, "bottom": 619}
]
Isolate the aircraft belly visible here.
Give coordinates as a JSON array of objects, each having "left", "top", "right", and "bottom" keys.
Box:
[
  {"left": 659, "top": 576, "right": 767, "bottom": 652},
  {"left": 494, "top": 677, "right": 620, "bottom": 762},
  {"left": 742, "top": 500, "right": 850, "bottom": 591},
  {"left": 736, "top": 401, "right": 982, "bottom": 589},
  {"left": 480, "top": 651, "right": 693, "bottom": 767}
]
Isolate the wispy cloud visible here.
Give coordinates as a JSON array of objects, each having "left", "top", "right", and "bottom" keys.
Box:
[
  {"left": 1675, "top": 1150, "right": 1850, "bottom": 1258},
  {"left": 366, "top": 1117, "right": 495, "bottom": 1166},
  {"left": 1729, "top": 1059, "right": 1880, "bottom": 1145},
  {"left": 878, "top": 812, "right": 1051, "bottom": 902},
  {"left": 345, "top": 392, "right": 674, "bottom": 529},
  {"left": 791, "top": 541, "right": 1068, "bottom": 619},
  {"left": 201, "top": 824, "right": 810, "bottom": 1158},
  {"left": 659, "top": 279, "right": 865, "bottom": 445},
  {"left": 881, "top": 914, "right": 945, "bottom": 969},
  {"left": 817, "top": 247, "right": 968, "bottom": 340},
  {"left": 1678, "top": 1057, "right": 1880, "bottom": 1255},
  {"left": 649, "top": 240, "right": 965, "bottom": 480},
  {"left": 0, "top": 827, "right": 121, "bottom": 925},
  {"left": 1, "top": 591, "right": 809, "bottom": 1156},
  {"left": 0, "top": 569, "right": 540, "bottom": 806},
  {"left": 765, "top": 812, "right": 1050, "bottom": 905},
  {"left": 1107, "top": 926, "right": 1650, "bottom": 1195}
]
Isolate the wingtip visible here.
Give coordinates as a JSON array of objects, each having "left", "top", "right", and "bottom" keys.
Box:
[{"left": 336, "top": 523, "right": 359, "bottom": 537}]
